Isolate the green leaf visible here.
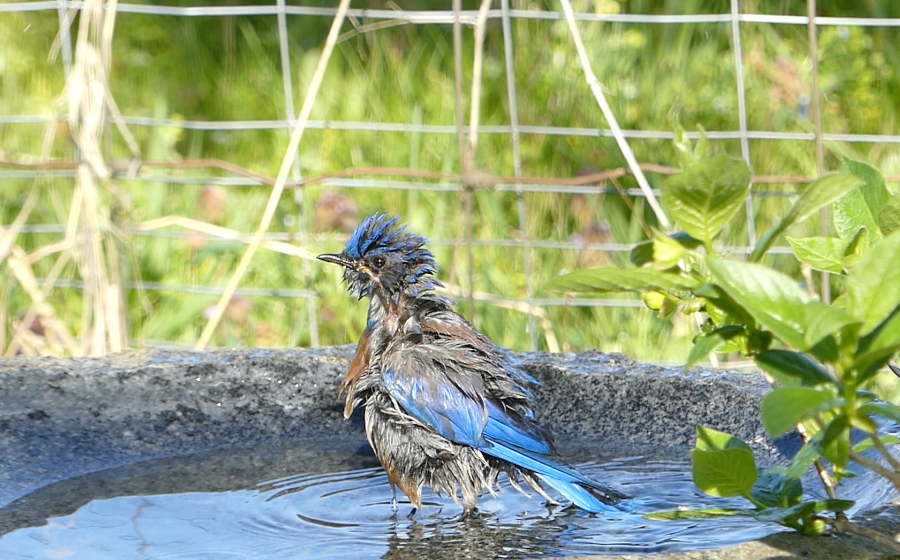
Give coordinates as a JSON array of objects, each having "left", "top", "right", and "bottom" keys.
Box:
[
  {"left": 694, "top": 127, "right": 710, "bottom": 161},
  {"left": 629, "top": 240, "right": 655, "bottom": 268},
  {"left": 754, "top": 349, "right": 833, "bottom": 387},
  {"left": 629, "top": 231, "right": 701, "bottom": 268},
  {"left": 747, "top": 329, "right": 774, "bottom": 353},
  {"left": 802, "top": 304, "right": 860, "bottom": 350},
  {"left": 687, "top": 326, "right": 744, "bottom": 369},
  {"left": 661, "top": 154, "right": 752, "bottom": 247},
  {"left": 546, "top": 267, "right": 701, "bottom": 294},
  {"left": 753, "top": 504, "right": 809, "bottom": 525},
  {"left": 842, "top": 227, "right": 869, "bottom": 269},
  {"left": 814, "top": 499, "right": 855, "bottom": 513},
  {"left": 878, "top": 193, "right": 900, "bottom": 236},
  {"left": 808, "top": 335, "right": 840, "bottom": 364},
  {"left": 652, "top": 234, "right": 688, "bottom": 270},
  {"left": 852, "top": 434, "right": 900, "bottom": 453},
  {"left": 756, "top": 499, "right": 854, "bottom": 527},
  {"left": 850, "top": 408, "right": 879, "bottom": 433},
  {"left": 695, "top": 283, "right": 757, "bottom": 328},
  {"left": 644, "top": 508, "right": 755, "bottom": 521},
  {"left": 845, "top": 230, "right": 900, "bottom": 334},
  {"left": 840, "top": 158, "right": 889, "bottom": 222},
  {"left": 787, "top": 436, "right": 823, "bottom": 479},
  {"left": 786, "top": 236, "right": 847, "bottom": 274},
  {"left": 751, "top": 467, "right": 803, "bottom": 509},
  {"left": 834, "top": 192, "right": 882, "bottom": 244},
  {"left": 856, "top": 311, "right": 900, "bottom": 379},
  {"left": 696, "top": 425, "right": 754, "bottom": 453},
  {"left": 672, "top": 122, "right": 696, "bottom": 169},
  {"left": 693, "top": 427, "right": 758, "bottom": 498},
  {"left": 821, "top": 416, "right": 850, "bottom": 468},
  {"left": 761, "top": 387, "right": 839, "bottom": 437},
  {"left": 750, "top": 173, "right": 864, "bottom": 262},
  {"left": 859, "top": 401, "right": 900, "bottom": 425},
  {"left": 706, "top": 259, "right": 809, "bottom": 350},
  {"left": 706, "top": 259, "right": 857, "bottom": 351},
  {"left": 692, "top": 448, "right": 758, "bottom": 498}
]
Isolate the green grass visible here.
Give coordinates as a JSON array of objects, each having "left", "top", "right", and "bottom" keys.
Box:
[{"left": 2, "top": 0, "right": 900, "bottom": 363}]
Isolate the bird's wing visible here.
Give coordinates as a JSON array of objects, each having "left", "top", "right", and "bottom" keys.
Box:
[
  {"left": 380, "top": 335, "right": 563, "bottom": 455},
  {"left": 381, "top": 341, "right": 628, "bottom": 510},
  {"left": 381, "top": 346, "right": 487, "bottom": 447}
]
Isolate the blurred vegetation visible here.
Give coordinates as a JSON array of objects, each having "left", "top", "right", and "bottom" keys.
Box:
[{"left": 1, "top": 0, "right": 899, "bottom": 363}]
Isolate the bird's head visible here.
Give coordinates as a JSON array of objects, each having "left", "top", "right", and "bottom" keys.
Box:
[{"left": 317, "top": 213, "right": 441, "bottom": 301}]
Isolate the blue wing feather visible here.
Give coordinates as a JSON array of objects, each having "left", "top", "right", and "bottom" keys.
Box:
[
  {"left": 382, "top": 353, "right": 627, "bottom": 512},
  {"left": 383, "top": 367, "right": 486, "bottom": 447},
  {"left": 482, "top": 400, "right": 552, "bottom": 455}
]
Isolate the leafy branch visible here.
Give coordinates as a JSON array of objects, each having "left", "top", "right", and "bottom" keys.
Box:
[{"left": 549, "top": 132, "right": 900, "bottom": 551}]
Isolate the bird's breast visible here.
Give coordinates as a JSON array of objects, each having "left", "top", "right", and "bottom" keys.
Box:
[{"left": 343, "top": 328, "right": 374, "bottom": 417}]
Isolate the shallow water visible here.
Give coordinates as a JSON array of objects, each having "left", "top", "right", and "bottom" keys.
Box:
[{"left": 0, "top": 439, "right": 787, "bottom": 559}]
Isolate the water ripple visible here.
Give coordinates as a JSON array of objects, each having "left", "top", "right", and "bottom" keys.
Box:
[{"left": 0, "top": 445, "right": 885, "bottom": 559}]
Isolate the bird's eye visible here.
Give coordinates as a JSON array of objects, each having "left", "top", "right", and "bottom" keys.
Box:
[{"left": 371, "top": 256, "right": 386, "bottom": 270}]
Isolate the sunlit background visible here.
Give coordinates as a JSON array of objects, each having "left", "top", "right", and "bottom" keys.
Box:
[{"left": 2, "top": 0, "right": 899, "bottom": 367}]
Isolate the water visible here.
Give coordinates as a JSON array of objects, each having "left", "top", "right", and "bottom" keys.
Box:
[{"left": 0, "top": 439, "right": 785, "bottom": 559}]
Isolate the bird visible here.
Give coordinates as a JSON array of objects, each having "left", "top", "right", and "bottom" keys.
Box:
[{"left": 317, "top": 213, "right": 628, "bottom": 517}]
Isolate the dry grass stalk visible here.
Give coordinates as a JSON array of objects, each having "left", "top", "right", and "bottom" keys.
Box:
[
  {"left": 47, "top": 0, "right": 136, "bottom": 355},
  {"left": 195, "top": 0, "right": 354, "bottom": 350},
  {"left": 4, "top": 245, "right": 81, "bottom": 356},
  {"left": 0, "top": 190, "right": 38, "bottom": 264},
  {"left": 137, "top": 215, "right": 319, "bottom": 261},
  {"left": 557, "top": 0, "right": 670, "bottom": 229},
  {"left": 4, "top": 247, "right": 74, "bottom": 357}
]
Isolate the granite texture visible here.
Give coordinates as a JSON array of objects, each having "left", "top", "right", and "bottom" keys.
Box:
[{"left": 0, "top": 347, "right": 782, "bottom": 508}]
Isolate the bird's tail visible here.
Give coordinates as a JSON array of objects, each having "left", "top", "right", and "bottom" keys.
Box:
[
  {"left": 537, "top": 474, "right": 627, "bottom": 512},
  {"left": 483, "top": 438, "right": 629, "bottom": 513}
]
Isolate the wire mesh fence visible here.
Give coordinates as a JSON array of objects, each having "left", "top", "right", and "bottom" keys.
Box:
[{"left": 2, "top": 0, "right": 900, "bottom": 359}]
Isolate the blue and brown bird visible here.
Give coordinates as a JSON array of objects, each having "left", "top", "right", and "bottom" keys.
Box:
[{"left": 318, "top": 214, "right": 628, "bottom": 516}]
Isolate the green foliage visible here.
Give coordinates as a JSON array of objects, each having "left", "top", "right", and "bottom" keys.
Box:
[
  {"left": 760, "top": 388, "right": 841, "bottom": 437},
  {"left": 661, "top": 153, "right": 751, "bottom": 250},
  {"left": 551, "top": 152, "right": 900, "bottom": 539},
  {"left": 786, "top": 237, "right": 847, "bottom": 274},
  {"left": 879, "top": 194, "right": 900, "bottom": 236},
  {"left": 692, "top": 426, "right": 758, "bottom": 498},
  {"left": 6, "top": 1, "right": 900, "bottom": 359},
  {"left": 749, "top": 173, "right": 865, "bottom": 262}
]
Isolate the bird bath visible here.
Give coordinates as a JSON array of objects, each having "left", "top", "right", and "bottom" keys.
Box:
[{"left": 0, "top": 348, "right": 896, "bottom": 559}]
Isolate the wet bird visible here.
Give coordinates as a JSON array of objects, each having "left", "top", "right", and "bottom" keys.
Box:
[{"left": 318, "top": 214, "right": 628, "bottom": 516}]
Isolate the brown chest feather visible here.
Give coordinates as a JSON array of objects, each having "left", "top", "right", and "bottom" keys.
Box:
[{"left": 342, "top": 328, "right": 373, "bottom": 417}]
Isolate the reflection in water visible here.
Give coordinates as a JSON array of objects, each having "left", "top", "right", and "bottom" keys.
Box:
[{"left": 0, "top": 441, "right": 803, "bottom": 559}]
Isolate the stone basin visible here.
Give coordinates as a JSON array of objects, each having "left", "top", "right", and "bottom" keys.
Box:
[{"left": 0, "top": 348, "right": 896, "bottom": 559}]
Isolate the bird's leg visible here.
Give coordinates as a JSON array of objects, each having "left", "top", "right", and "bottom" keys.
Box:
[{"left": 390, "top": 482, "right": 399, "bottom": 513}]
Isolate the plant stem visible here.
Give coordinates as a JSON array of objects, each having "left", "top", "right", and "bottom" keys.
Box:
[
  {"left": 813, "top": 458, "right": 838, "bottom": 499},
  {"left": 832, "top": 514, "right": 900, "bottom": 554},
  {"left": 850, "top": 451, "right": 900, "bottom": 492},
  {"left": 741, "top": 492, "right": 766, "bottom": 510},
  {"left": 871, "top": 432, "right": 900, "bottom": 472},
  {"left": 796, "top": 418, "right": 838, "bottom": 498}
]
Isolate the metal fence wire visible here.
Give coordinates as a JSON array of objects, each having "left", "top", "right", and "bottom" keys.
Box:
[{"left": 2, "top": 1, "right": 900, "bottom": 358}]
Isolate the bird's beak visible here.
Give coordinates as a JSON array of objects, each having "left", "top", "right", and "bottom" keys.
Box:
[{"left": 317, "top": 253, "right": 355, "bottom": 268}]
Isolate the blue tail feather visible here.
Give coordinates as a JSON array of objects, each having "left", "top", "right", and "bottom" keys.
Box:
[
  {"left": 537, "top": 475, "right": 617, "bottom": 513},
  {"left": 481, "top": 436, "right": 626, "bottom": 512}
]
